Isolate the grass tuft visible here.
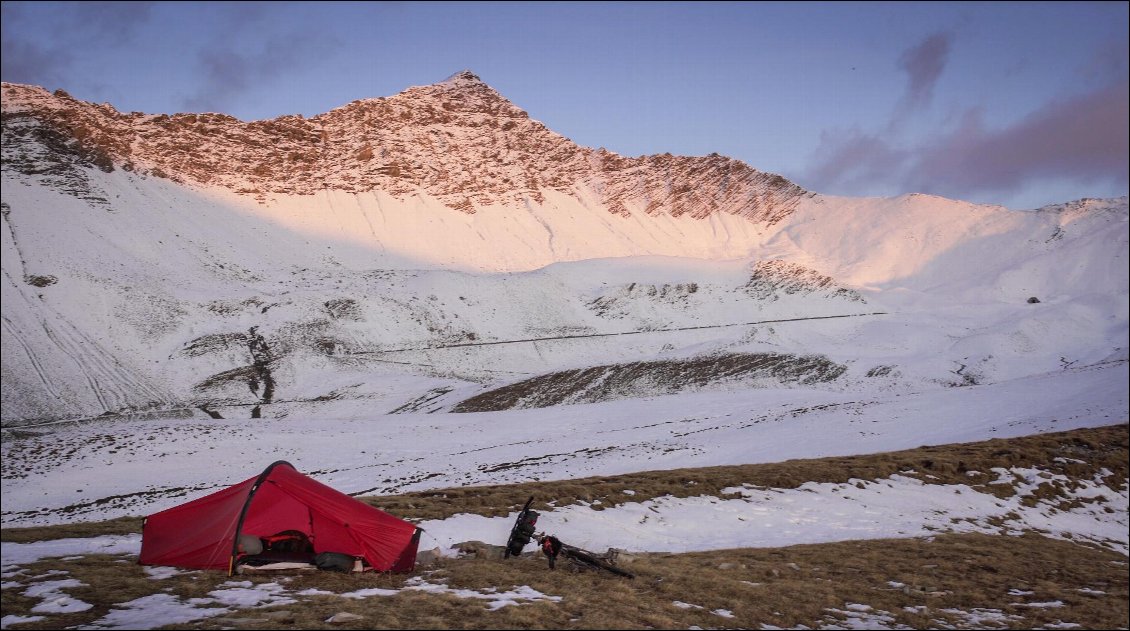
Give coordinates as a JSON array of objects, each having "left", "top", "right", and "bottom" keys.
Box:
[{"left": 2, "top": 423, "right": 1126, "bottom": 629}]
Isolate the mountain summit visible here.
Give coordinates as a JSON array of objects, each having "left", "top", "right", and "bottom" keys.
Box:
[
  {"left": 439, "top": 69, "right": 487, "bottom": 84},
  {"left": 1, "top": 73, "right": 1125, "bottom": 426},
  {"left": 1, "top": 73, "right": 807, "bottom": 222}
]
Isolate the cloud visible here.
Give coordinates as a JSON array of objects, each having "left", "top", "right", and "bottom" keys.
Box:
[
  {"left": 0, "top": 1, "right": 153, "bottom": 88},
  {"left": 0, "top": 34, "right": 71, "bottom": 87},
  {"left": 905, "top": 80, "right": 1129, "bottom": 196},
  {"left": 181, "top": 20, "right": 341, "bottom": 115},
  {"left": 1083, "top": 35, "right": 1130, "bottom": 84},
  {"left": 804, "top": 32, "right": 953, "bottom": 196},
  {"left": 804, "top": 79, "right": 1128, "bottom": 204},
  {"left": 803, "top": 32, "right": 1128, "bottom": 207},
  {"left": 897, "top": 32, "right": 953, "bottom": 112},
  {"left": 807, "top": 129, "right": 906, "bottom": 196},
  {"left": 72, "top": 1, "right": 155, "bottom": 41},
  {"left": 1, "top": 3, "right": 69, "bottom": 85}
]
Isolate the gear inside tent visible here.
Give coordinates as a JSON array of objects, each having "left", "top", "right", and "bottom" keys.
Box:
[{"left": 139, "top": 461, "right": 420, "bottom": 575}]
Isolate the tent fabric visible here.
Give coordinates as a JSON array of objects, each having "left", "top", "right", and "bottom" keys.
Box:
[{"left": 139, "top": 461, "right": 419, "bottom": 573}]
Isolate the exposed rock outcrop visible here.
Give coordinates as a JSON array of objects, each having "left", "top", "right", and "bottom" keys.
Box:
[{"left": 1, "top": 72, "right": 808, "bottom": 223}]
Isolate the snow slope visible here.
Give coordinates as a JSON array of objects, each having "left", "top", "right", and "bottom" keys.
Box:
[
  {"left": 0, "top": 75, "right": 1127, "bottom": 537},
  {"left": 3, "top": 163, "right": 1125, "bottom": 422},
  {"left": 2, "top": 359, "right": 1124, "bottom": 526}
]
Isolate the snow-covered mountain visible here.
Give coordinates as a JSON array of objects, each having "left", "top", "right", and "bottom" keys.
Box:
[
  {"left": 1, "top": 73, "right": 1127, "bottom": 428},
  {"left": 1, "top": 72, "right": 805, "bottom": 220}
]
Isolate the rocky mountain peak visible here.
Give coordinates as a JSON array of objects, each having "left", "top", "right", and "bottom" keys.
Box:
[
  {"left": 1, "top": 76, "right": 809, "bottom": 223},
  {"left": 441, "top": 69, "right": 486, "bottom": 85}
]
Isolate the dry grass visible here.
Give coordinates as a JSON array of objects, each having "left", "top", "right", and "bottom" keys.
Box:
[
  {"left": 2, "top": 424, "right": 1126, "bottom": 629},
  {"left": 362, "top": 423, "right": 1128, "bottom": 521},
  {"left": 2, "top": 533, "right": 1126, "bottom": 629},
  {"left": 3, "top": 424, "right": 1125, "bottom": 542},
  {"left": 0, "top": 515, "right": 142, "bottom": 544}
]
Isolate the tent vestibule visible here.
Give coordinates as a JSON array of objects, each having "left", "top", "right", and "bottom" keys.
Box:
[{"left": 139, "top": 461, "right": 419, "bottom": 574}]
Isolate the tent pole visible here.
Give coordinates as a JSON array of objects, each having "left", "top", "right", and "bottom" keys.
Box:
[{"left": 229, "top": 461, "right": 293, "bottom": 576}]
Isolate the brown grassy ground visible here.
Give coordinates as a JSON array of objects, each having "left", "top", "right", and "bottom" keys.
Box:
[
  {"left": 360, "top": 423, "right": 1128, "bottom": 522},
  {"left": 1, "top": 533, "right": 1126, "bottom": 630},
  {"left": 2, "top": 424, "right": 1126, "bottom": 629},
  {"left": 0, "top": 515, "right": 142, "bottom": 544},
  {"left": 5, "top": 424, "right": 1123, "bottom": 545}
]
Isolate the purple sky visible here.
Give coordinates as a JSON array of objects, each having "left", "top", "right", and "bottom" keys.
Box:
[{"left": 2, "top": 1, "right": 1126, "bottom": 210}]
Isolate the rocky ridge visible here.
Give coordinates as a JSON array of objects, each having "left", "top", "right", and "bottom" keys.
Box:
[{"left": 1, "top": 71, "right": 808, "bottom": 223}]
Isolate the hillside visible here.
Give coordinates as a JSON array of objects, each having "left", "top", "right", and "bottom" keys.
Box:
[
  {"left": 1, "top": 73, "right": 1127, "bottom": 546},
  {"left": 1, "top": 70, "right": 1127, "bottom": 631},
  {"left": 3, "top": 76, "right": 1127, "bottom": 424},
  {"left": 1, "top": 426, "right": 1126, "bottom": 630}
]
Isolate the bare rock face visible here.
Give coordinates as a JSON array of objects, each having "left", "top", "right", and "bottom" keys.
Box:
[
  {"left": 451, "top": 352, "right": 847, "bottom": 412},
  {"left": 744, "top": 261, "right": 865, "bottom": 302},
  {"left": 1, "top": 71, "right": 808, "bottom": 223}
]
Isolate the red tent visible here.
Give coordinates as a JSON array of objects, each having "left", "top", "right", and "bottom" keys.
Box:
[{"left": 139, "top": 461, "right": 419, "bottom": 574}]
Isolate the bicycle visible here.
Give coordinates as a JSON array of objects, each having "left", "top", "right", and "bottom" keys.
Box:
[
  {"left": 502, "top": 496, "right": 634, "bottom": 579},
  {"left": 536, "top": 533, "right": 635, "bottom": 579}
]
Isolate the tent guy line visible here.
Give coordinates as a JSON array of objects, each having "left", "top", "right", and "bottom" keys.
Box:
[{"left": 349, "top": 312, "right": 890, "bottom": 355}]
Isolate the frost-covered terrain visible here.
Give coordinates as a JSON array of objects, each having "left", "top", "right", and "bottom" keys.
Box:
[
  {"left": 0, "top": 73, "right": 1127, "bottom": 631},
  {"left": 3, "top": 453, "right": 1126, "bottom": 629},
  {"left": 1, "top": 76, "right": 1127, "bottom": 536},
  {"left": 2, "top": 359, "right": 1127, "bottom": 526}
]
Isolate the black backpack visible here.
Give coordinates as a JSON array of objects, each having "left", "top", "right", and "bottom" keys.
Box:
[{"left": 506, "top": 509, "right": 539, "bottom": 557}]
